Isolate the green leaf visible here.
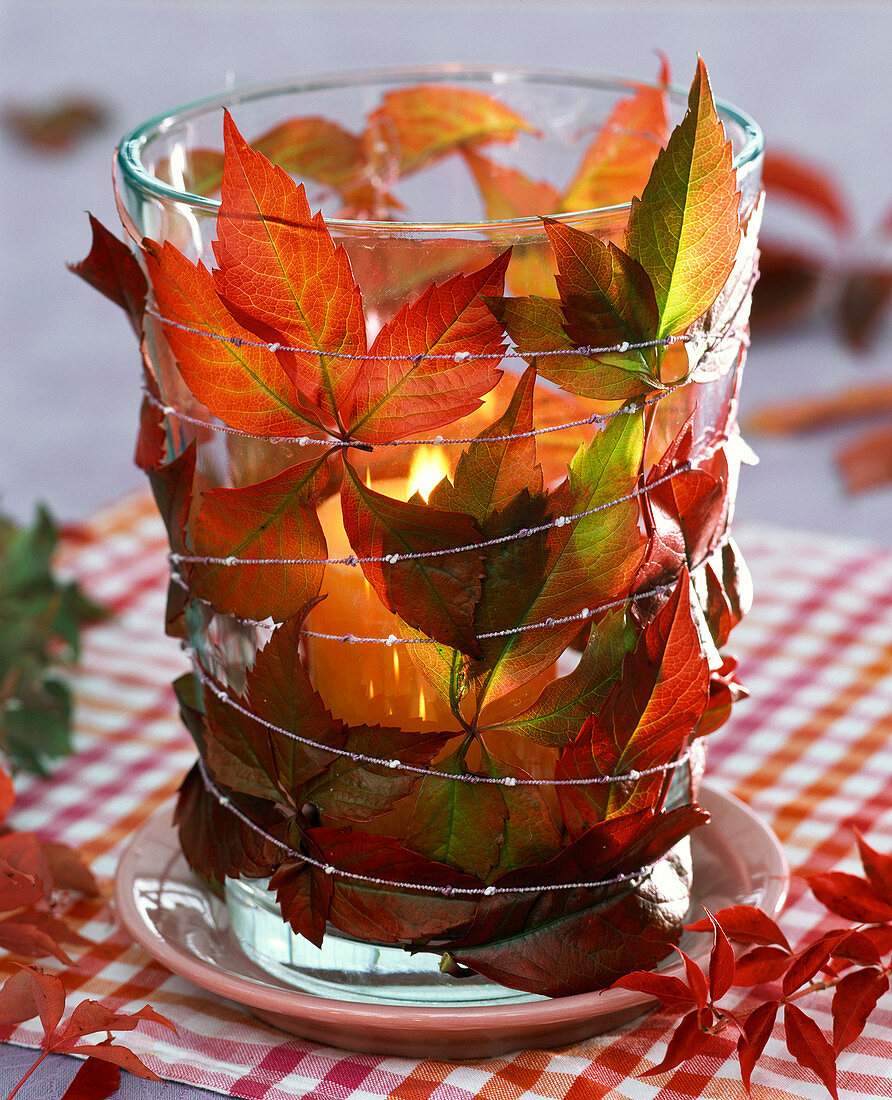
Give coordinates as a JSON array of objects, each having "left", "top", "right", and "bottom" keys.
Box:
[
  {"left": 487, "top": 607, "right": 634, "bottom": 746},
  {"left": 406, "top": 747, "right": 509, "bottom": 877},
  {"left": 471, "top": 410, "right": 647, "bottom": 708},
  {"left": 489, "top": 294, "right": 656, "bottom": 402},
  {"left": 625, "top": 58, "right": 741, "bottom": 338}
]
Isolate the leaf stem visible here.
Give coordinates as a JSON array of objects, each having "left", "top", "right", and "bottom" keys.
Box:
[{"left": 4, "top": 1050, "right": 48, "bottom": 1100}]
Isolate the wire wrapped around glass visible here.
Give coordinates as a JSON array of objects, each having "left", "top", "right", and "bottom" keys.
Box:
[{"left": 111, "top": 62, "right": 763, "bottom": 1004}]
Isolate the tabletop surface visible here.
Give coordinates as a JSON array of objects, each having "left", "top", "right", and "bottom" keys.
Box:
[{"left": 0, "top": 494, "right": 890, "bottom": 1099}]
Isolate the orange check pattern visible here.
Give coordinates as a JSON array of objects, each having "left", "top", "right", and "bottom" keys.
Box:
[{"left": 1, "top": 493, "right": 891, "bottom": 1099}]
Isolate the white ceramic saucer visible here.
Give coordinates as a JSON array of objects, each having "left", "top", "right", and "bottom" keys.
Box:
[{"left": 114, "top": 782, "right": 788, "bottom": 1059}]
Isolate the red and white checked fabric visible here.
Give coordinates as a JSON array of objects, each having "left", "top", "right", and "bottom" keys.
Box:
[{"left": 1, "top": 494, "right": 891, "bottom": 1100}]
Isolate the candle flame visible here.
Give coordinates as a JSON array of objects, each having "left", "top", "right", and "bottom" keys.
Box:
[
  {"left": 407, "top": 446, "right": 450, "bottom": 502},
  {"left": 418, "top": 690, "right": 426, "bottom": 722}
]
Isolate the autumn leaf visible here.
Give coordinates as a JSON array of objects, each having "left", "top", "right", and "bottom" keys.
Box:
[
  {"left": 462, "top": 148, "right": 560, "bottom": 222},
  {"left": 485, "top": 607, "right": 632, "bottom": 747},
  {"left": 490, "top": 293, "right": 659, "bottom": 403},
  {"left": 340, "top": 460, "right": 485, "bottom": 655},
  {"left": 546, "top": 218, "right": 660, "bottom": 364},
  {"left": 202, "top": 610, "right": 347, "bottom": 804},
  {"left": 212, "top": 111, "right": 367, "bottom": 428},
  {"left": 155, "top": 148, "right": 225, "bottom": 197},
  {"left": 344, "top": 251, "right": 508, "bottom": 444},
  {"left": 406, "top": 747, "right": 509, "bottom": 877},
  {"left": 784, "top": 1003, "right": 839, "bottom": 1100},
  {"left": 188, "top": 454, "right": 329, "bottom": 622},
  {"left": 556, "top": 577, "right": 708, "bottom": 832},
  {"left": 428, "top": 364, "right": 542, "bottom": 529},
  {"left": 762, "top": 150, "right": 851, "bottom": 236},
  {"left": 831, "top": 966, "right": 889, "bottom": 1055},
  {"left": 737, "top": 1001, "right": 779, "bottom": 1093},
  {"left": 364, "top": 84, "right": 538, "bottom": 179},
  {"left": 625, "top": 57, "right": 740, "bottom": 338},
  {"left": 311, "top": 827, "right": 480, "bottom": 943},
  {"left": 143, "top": 237, "right": 329, "bottom": 437},
  {"left": 69, "top": 214, "right": 147, "bottom": 336},
  {"left": 470, "top": 409, "right": 646, "bottom": 707},
  {"left": 803, "top": 869, "right": 892, "bottom": 923},
  {"left": 60, "top": 1055, "right": 121, "bottom": 1100},
  {"left": 562, "top": 56, "right": 671, "bottom": 212},
  {"left": 253, "top": 115, "right": 367, "bottom": 194},
  {"left": 447, "top": 838, "right": 695, "bottom": 996}
]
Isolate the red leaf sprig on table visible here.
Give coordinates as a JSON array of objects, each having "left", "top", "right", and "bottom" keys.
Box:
[
  {"left": 613, "top": 831, "right": 892, "bottom": 1097},
  {"left": 0, "top": 762, "right": 177, "bottom": 1099},
  {"left": 0, "top": 966, "right": 176, "bottom": 1100}
]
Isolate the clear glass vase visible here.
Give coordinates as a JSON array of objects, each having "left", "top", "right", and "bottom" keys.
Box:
[{"left": 116, "top": 65, "right": 763, "bottom": 1005}]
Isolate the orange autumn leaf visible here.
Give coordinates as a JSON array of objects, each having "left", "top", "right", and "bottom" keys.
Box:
[
  {"left": 345, "top": 250, "right": 509, "bottom": 443},
  {"left": 189, "top": 454, "right": 330, "bottom": 621},
  {"left": 143, "top": 238, "right": 329, "bottom": 437}
]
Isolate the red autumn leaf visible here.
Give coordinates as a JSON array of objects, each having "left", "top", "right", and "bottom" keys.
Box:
[
  {"left": 836, "top": 422, "right": 892, "bottom": 493},
  {"left": 832, "top": 929, "right": 882, "bottom": 967},
  {"left": 174, "top": 762, "right": 283, "bottom": 889},
  {"left": 188, "top": 454, "right": 330, "bottom": 622},
  {"left": 344, "top": 251, "right": 508, "bottom": 443},
  {"left": 784, "top": 1002, "right": 839, "bottom": 1100},
  {"left": 363, "top": 84, "right": 538, "bottom": 179},
  {"left": 562, "top": 55, "right": 671, "bottom": 212},
  {"left": 546, "top": 218, "right": 660, "bottom": 366},
  {"left": 429, "top": 364, "right": 543, "bottom": 530},
  {"left": 143, "top": 237, "right": 329, "bottom": 437},
  {"left": 626, "top": 57, "right": 741, "bottom": 338},
  {"left": 0, "top": 765, "right": 14, "bottom": 824},
  {"left": 703, "top": 907, "right": 736, "bottom": 1000},
  {"left": 732, "top": 945, "right": 792, "bottom": 987},
  {"left": 0, "top": 922, "right": 75, "bottom": 965},
  {"left": 556, "top": 577, "right": 708, "bottom": 832},
  {"left": 133, "top": 366, "right": 167, "bottom": 472},
  {"left": 156, "top": 147, "right": 225, "bottom": 197},
  {"left": 737, "top": 1000, "right": 778, "bottom": 1094},
  {"left": 861, "top": 923, "right": 892, "bottom": 956},
  {"left": 56, "top": 1040, "right": 161, "bottom": 1081},
  {"left": 252, "top": 115, "right": 367, "bottom": 193},
  {"left": 803, "top": 870, "right": 892, "bottom": 923},
  {"left": 340, "top": 460, "right": 485, "bottom": 655},
  {"left": 832, "top": 966, "right": 889, "bottom": 1053},
  {"left": 686, "top": 904, "right": 791, "bottom": 950},
  {"left": 0, "top": 967, "right": 64, "bottom": 1035},
  {"left": 69, "top": 214, "right": 147, "bottom": 336},
  {"left": 761, "top": 150, "right": 852, "bottom": 236},
  {"left": 61, "top": 1055, "right": 121, "bottom": 1100},
  {"left": 146, "top": 441, "right": 195, "bottom": 557},
  {"left": 783, "top": 929, "right": 851, "bottom": 998},
  {"left": 837, "top": 266, "right": 892, "bottom": 353},
  {"left": 674, "top": 946, "right": 709, "bottom": 1009},
  {"left": 749, "top": 241, "right": 825, "bottom": 335},
  {"left": 854, "top": 830, "right": 892, "bottom": 904},
  {"left": 639, "top": 1008, "right": 709, "bottom": 1077},
  {"left": 310, "top": 827, "right": 480, "bottom": 943},
  {"left": 449, "top": 840, "right": 695, "bottom": 996},
  {"left": 695, "top": 656, "right": 748, "bottom": 737},
  {"left": 212, "top": 112, "right": 367, "bottom": 427},
  {"left": 610, "top": 970, "right": 700, "bottom": 1011},
  {"left": 269, "top": 844, "right": 333, "bottom": 948}
]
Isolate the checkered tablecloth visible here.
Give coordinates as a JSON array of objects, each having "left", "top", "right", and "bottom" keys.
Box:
[{"left": 1, "top": 492, "right": 891, "bottom": 1099}]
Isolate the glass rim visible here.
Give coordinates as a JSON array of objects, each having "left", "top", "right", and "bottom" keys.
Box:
[{"left": 116, "top": 62, "right": 764, "bottom": 233}]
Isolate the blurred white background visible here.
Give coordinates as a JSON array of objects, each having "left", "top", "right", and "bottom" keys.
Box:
[{"left": 1, "top": 0, "right": 890, "bottom": 540}]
